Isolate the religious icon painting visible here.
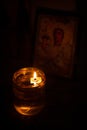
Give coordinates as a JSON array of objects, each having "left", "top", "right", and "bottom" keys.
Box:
[{"left": 32, "top": 7, "right": 80, "bottom": 79}]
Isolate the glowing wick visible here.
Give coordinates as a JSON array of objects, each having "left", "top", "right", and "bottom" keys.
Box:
[{"left": 30, "top": 72, "right": 42, "bottom": 86}]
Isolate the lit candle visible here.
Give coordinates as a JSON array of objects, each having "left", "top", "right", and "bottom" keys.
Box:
[
  {"left": 12, "top": 67, "right": 46, "bottom": 116},
  {"left": 30, "top": 72, "right": 42, "bottom": 86}
]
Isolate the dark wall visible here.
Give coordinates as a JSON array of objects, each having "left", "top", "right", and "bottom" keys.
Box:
[
  {"left": 76, "top": 0, "right": 87, "bottom": 81},
  {"left": 0, "top": 0, "right": 32, "bottom": 79},
  {"left": 0, "top": 0, "right": 32, "bottom": 61}
]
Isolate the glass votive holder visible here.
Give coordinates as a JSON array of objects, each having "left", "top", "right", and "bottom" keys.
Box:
[{"left": 12, "top": 67, "right": 46, "bottom": 116}]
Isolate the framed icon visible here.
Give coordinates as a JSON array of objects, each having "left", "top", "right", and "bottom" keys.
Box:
[{"left": 32, "top": 7, "right": 80, "bottom": 78}]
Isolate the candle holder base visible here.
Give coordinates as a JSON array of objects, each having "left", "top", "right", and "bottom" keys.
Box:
[{"left": 14, "top": 103, "right": 45, "bottom": 116}]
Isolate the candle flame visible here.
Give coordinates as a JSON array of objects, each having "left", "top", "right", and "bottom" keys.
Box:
[
  {"left": 34, "top": 72, "right": 37, "bottom": 79},
  {"left": 30, "top": 71, "right": 42, "bottom": 87}
]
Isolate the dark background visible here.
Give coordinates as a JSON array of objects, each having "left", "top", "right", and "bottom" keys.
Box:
[{"left": 0, "top": 0, "right": 87, "bottom": 129}]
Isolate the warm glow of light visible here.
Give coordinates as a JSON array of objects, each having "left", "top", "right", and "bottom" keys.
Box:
[
  {"left": 14, "top": 104, "right": 44, "bottom": 116},
  {"left": 34, "top": 72, "right": 37, "bottom": 79},
  {"left": 30, "top": 71, "right": 42, "bottom": 87},
  {"left": 14, "top": 105, "right": 31, "bottom": 115}
]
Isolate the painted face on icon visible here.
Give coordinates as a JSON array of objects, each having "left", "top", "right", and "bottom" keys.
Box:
[
  {"left": 53, "top": 28, "right": 64, "bottom": 46},
  {"left": 41, "top": 35, "right": 50, "bottom": 49}
]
